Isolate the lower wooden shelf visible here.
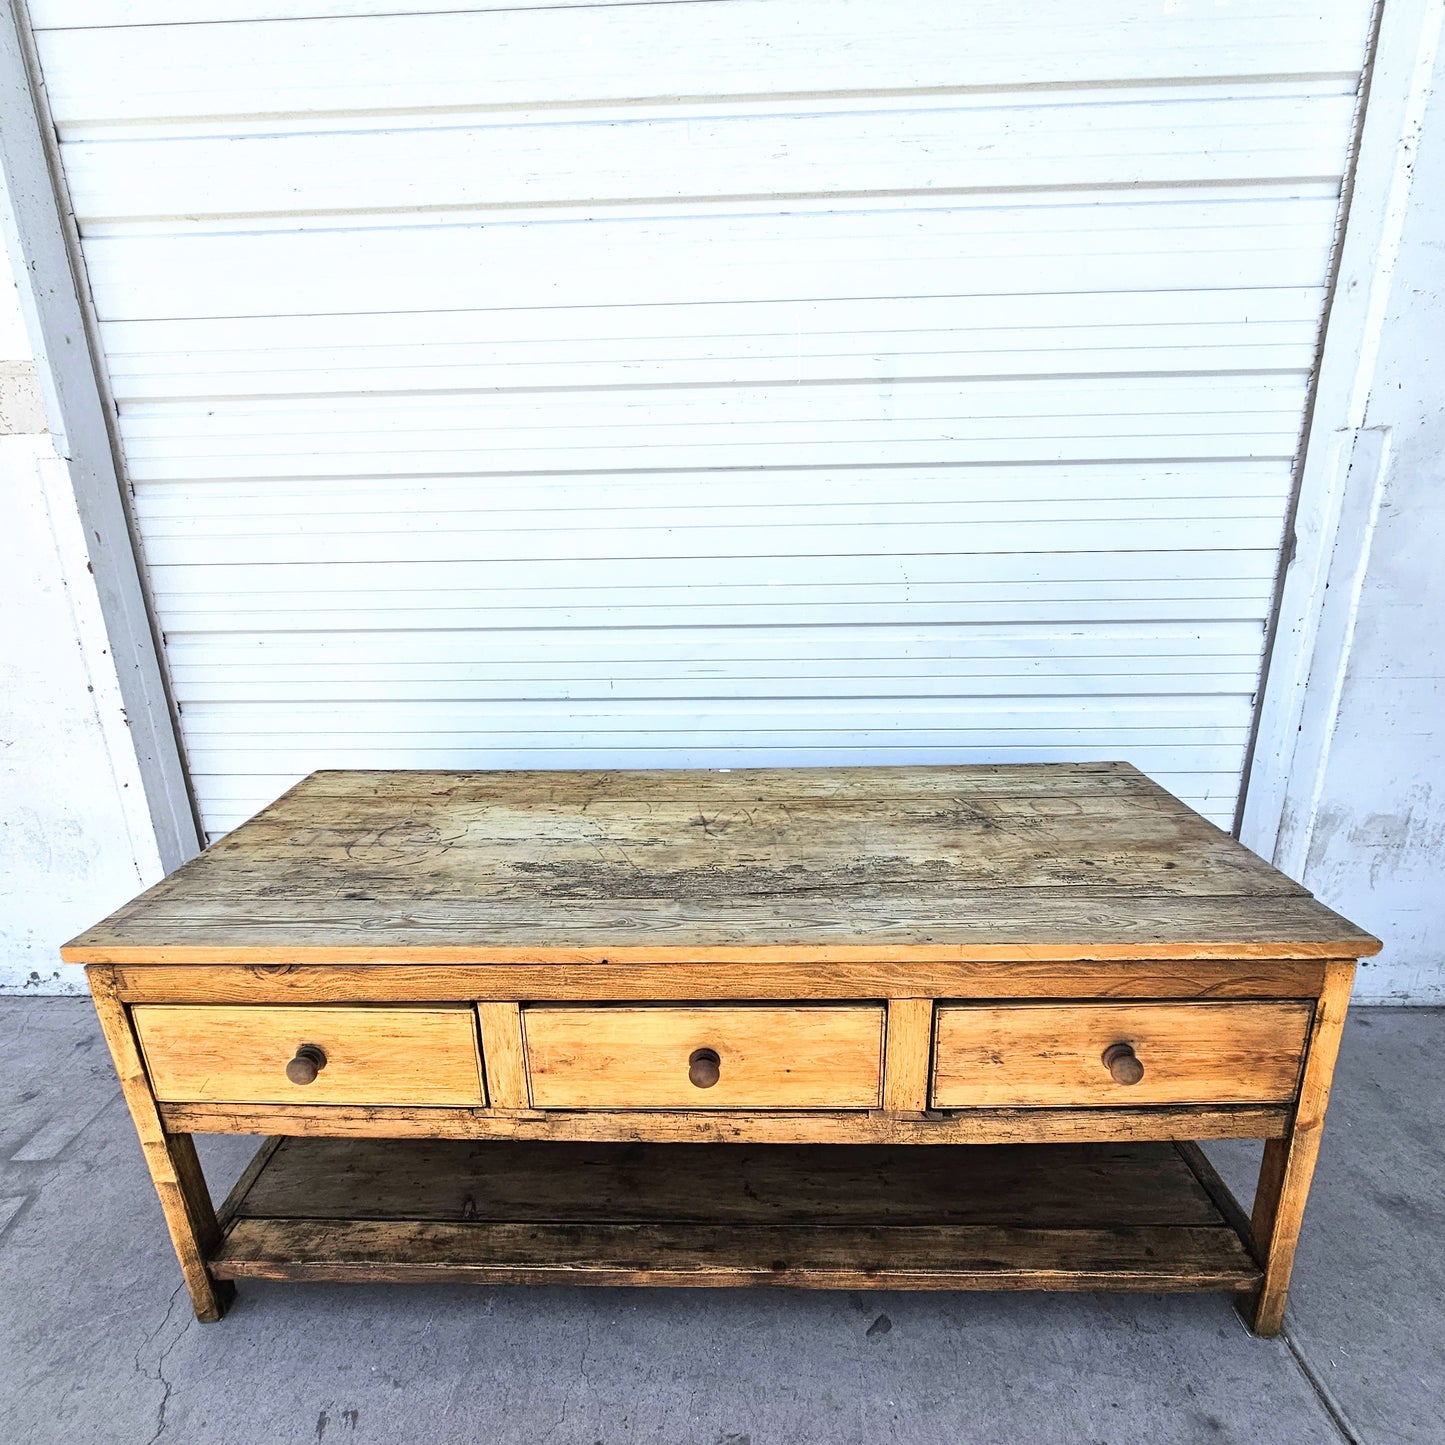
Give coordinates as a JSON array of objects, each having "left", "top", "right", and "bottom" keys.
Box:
[{"left": 211, "top": 1137, "right": 1260, "bottom": 1293}]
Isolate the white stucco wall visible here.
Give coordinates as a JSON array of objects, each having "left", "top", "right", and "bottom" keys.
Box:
[
  {"left": 1291, "top": 44, "right": 1445, "bottom": 1004},
  {"left": 0, "top": 240, "right": 164, "bottom": 994}
]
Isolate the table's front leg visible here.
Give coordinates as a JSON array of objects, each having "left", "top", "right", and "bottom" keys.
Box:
[
  {"left": 1241, "top": 958, "right": 1355, "bottom": 1337},
  {"left": 87, "top": 965, "right": 235, "bottom": 1322}
]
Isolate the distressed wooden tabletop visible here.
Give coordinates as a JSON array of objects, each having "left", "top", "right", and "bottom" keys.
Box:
[{"left": 62, "top": 763, "right": 1381, "bottom": 964}]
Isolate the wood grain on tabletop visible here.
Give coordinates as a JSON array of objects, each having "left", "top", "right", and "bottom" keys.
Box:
[{"left": 62, "top": 764, "right": 1382, "bottom": 962}]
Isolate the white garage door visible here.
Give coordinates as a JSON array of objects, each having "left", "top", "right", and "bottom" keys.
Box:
[{"left": 27, "top": 0, "right": 1376, "bottom": 837}]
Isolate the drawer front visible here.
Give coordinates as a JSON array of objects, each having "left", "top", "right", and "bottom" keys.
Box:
[
  {"left": 931, "top": 1001, "right": 1313, "bottom": 1108},
  {"left": 522, "top": 1004, "right": 885, "bottom": 1109},
  {"left": 132, "top": 1005, "right": 485, "bottom": 1106}
]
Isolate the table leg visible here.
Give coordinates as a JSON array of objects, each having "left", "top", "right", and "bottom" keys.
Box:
[
  {"left": 1240, "top": 959, "right": 1354, "bottom": 1337},
  {"left": 87, "top": 965, "right": 236, "bottom": 1322}
]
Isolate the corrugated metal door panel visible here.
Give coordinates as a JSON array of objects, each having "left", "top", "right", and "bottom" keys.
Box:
[{"left": 26, "top": 0, "right": 1378, "bottom": 837}]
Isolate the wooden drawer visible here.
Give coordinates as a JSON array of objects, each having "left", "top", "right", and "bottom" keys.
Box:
[
  {"left": 931, "top": 1001, "right": 1313, "bottom": 1109},
  {"left": 521, "top": 1004, "right": 885, "bottom": 1109},
  {"left": 132, "top": 1005, "right": 485, "bottom": 1106}
]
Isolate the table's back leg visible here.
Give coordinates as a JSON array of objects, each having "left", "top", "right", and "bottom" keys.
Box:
[
  {"left": 87, "top": 965, "right": 236, "bottom": 1322},
  {"left": 1241, "top": 959, "right": 1354, "bottom": 1336}
]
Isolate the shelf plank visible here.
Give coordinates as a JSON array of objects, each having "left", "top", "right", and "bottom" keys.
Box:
[
  {"left": 234, "top": 1139, "right": 1218, "bottom": 1227},
  {"left": 213, "top": 1218, "right": 1260, "bottom": 1291},
  {"left": 210, "top": 1137, "right": 1260, "bottom": 1293}
]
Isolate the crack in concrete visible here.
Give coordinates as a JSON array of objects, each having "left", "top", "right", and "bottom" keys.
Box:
[
  {"left": 134, "top": 1282, "right": 193, "bottom": 1445},
  {"left": 1280, "top": 1323, "right": 1366, "bottom": 1445},
  {"left": 538, "top": 1317, "right": 595, "bottom": 1444}
]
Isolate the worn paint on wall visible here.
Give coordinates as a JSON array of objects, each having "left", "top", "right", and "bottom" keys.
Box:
[
  {"left": 1299, "top": 40, "right": 1445, "bottom": 1004},
  {"left": 0, "top": 243, "right": 162, "bottom": 993},
  {"left": 0, "top": 271, "right": 45, "bottom": 434},
  {"left": 0, "top": 360, "right": 45, "bottom": 433}
]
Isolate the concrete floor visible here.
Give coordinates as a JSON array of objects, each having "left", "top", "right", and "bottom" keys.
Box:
[{"left": 0, "top": 1000, "right": 1440, "bottom": 1445}]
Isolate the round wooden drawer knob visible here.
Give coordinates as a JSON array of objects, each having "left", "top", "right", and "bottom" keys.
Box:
[
  {"left": 285, "top": 1043, "right": 327, "bottom": 1086},
  {"left": 1102, "top": 1042, "right": 1145, "bottom": 1085},
  {"left": 688, "top": 1047, "right": 721, "bottom": 1089}
]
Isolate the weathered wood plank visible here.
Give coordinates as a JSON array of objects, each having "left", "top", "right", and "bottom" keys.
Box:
[
  {"left": 212, "top": 1132, "right": 1258, "bottom": 1293},
  {"left": 476, "top": 1001, "right": 528, "bottom": 1109},
  {"left": 213, "top": 1219, "right": 1259, "bottom": 1292},
  {"left": 267, "top": 763, "right": 1157, "bottom": 804},
  {"left": 117, "top": 798, "right": 1302, "bottom": 897},
  {"left": 883, "top": 999, "right": 933, "bottom": 1112},
  {"left": 1175, "top": 1140, "right": 1257, "bottom": 1257},
  {"left": 234, "top": 1139, "right": 1222, "bottom": 1227},
  {"left": 1244, "top": 959, "right": 1355, "bottom": 1335},
  {"left": 158, "top": 1100, "right": 1293, "bottom": 1145},
  {"left": 85, "top": 966, "right": 235, "bottom": 1321},
  {"left": 63, "top": 765, "right": 1381, "bottom": 964},
  {"left": 64, "top": 892, "right": 1377, "bottom": 965},
  {"left": 110, "top": 959, "right": 1331, "bottom": 1004},
  {"left": 215, "top": 1136, "right": 284, "bottom": 1233}
]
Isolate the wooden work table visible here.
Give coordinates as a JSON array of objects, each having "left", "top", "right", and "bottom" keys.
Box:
[{"left": 63, "top": 763, "right": 1381, "bottom": 1335}]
